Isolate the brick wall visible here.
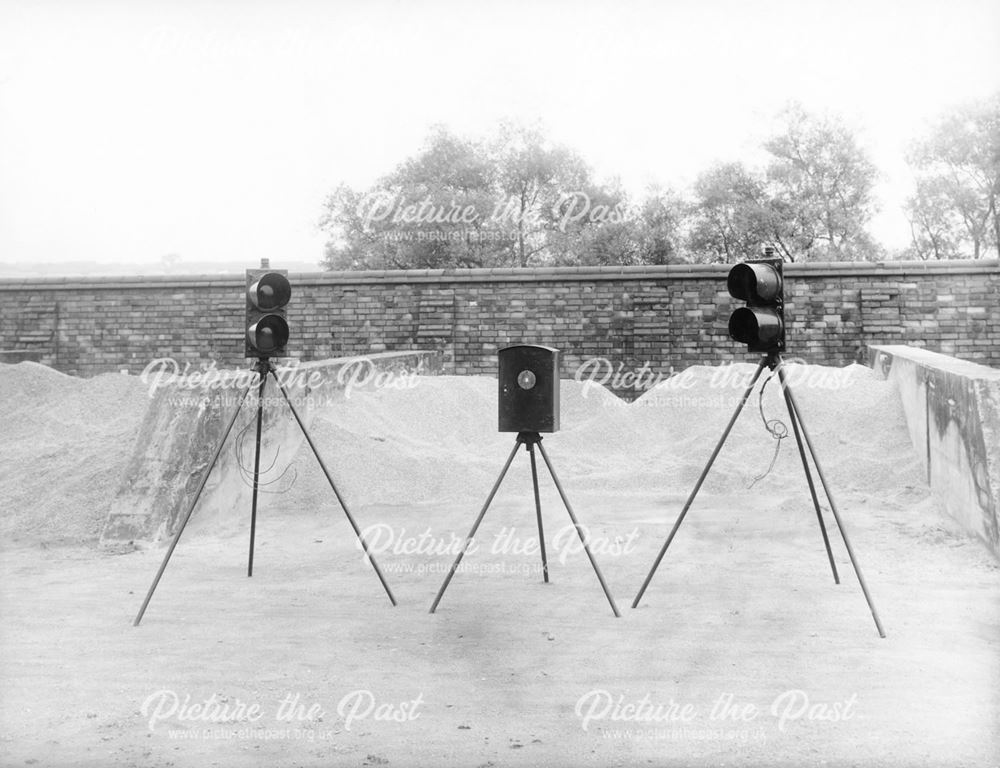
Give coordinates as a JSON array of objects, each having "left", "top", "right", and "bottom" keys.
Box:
[{"left": 1, "top": 261, "right": 997, "bottom": 388}]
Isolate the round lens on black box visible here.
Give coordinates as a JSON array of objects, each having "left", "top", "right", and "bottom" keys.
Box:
[{"left": 517, "top": 369, "right": 536, "bottom": 390}]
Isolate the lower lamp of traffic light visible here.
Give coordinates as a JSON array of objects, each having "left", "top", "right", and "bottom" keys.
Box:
[
  {"left": 728, "top": 306, "right": 782, "bottom": 348},
  {"left": 247, "top": 314, "right": 289, "bottom": 355}
]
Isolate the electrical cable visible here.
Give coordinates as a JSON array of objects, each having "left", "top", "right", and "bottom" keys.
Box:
[
  {"left": 747, "top": 371, "right": 788, "bottom": 488},
  {"left": 233, "top": 406, "right": 297, "bottom": 494}
]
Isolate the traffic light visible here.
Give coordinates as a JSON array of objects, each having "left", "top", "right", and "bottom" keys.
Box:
[
  {"left": 497, "top": 344, "right": 561, "bottom": 433},
  {"left": 727, "top": 255, "right": 784, "bottom": 354},
  {"left": 245, "top": 269, "right": 290, "bottom": 358}
]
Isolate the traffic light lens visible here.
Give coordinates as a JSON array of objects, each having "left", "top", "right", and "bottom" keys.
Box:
[
  {"left": 727, "top": 265, "right": 753, "bottom": 301},
  {"left": 728, "top": 307, "right": 782, "bottom": 346},
  {"left": 247, "top": 314, "right": 289, "bottom": 354},
  {"left": 727, "top": 262, "right": 781, "bottom": 302},
  {"left": 517, "top": 370, "right": 537, "bottom": 390},
  {"left": 248, "top": 273, "right": 291, "bottom": 310}
]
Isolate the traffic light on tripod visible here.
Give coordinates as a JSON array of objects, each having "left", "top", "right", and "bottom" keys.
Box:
[
  {"left": 245, "top": 269, "right": 291, "bottom": 358},
  {"left": 497, "top": 344, "right": 561, "bottom": 434},
  {"left": 727, "top": 253, "right": 784, "bottom": 354}
]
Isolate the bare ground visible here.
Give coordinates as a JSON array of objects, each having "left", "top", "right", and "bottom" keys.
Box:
[
  {"left": 1, "top": 363, "right": 998, "bottom": 767},
  {"left": 1, "top": 486, "right": 997, "bottom": 767}
]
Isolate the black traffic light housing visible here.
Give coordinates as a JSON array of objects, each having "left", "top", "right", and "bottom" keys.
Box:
[
  {"left": 727, "top": 256, "right": 784, "bottom": 354},
  {"left": 498, "top": 344, "right": 560, "bottom": 433},
  {"left": 245, "top": 269, "right": 291, "bottom": 358}
]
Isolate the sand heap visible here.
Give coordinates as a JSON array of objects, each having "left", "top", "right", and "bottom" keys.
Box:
[
  {"left": 286, "top": 361, "right": 926, "bottom": 520},
  {"left": 0, "top": 360, "right": 927, "bottom": 545},
  {"left": 2, "top": 362, "right": 151, "bottom": 543}
]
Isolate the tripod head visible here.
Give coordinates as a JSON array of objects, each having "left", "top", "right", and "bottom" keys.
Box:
[
  {"left": 517, "top": 431, "right": 543, "bottom": 449},
  {"left": 251, "top": 357, "right": 277, "bottom": 378}
]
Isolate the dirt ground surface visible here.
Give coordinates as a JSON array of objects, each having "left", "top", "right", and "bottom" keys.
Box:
[{"left": 1, "top": 361, "right": 998, "bottom": 767}]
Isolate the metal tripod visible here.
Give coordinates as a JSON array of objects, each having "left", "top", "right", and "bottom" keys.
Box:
[
  {"left": 429, "top": 431, "right": 620, "bottom": 617},
  {"left": 133, "top": 358, "right": 396, "bottom": 626},
  {"left": 632, "top": 353, "right": 886, "bottom": 638}
]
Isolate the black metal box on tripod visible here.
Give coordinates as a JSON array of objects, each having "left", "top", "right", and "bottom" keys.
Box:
[
  {"left": 431, "top": 342, "right": 620, "bottom": 617},
  {"left": 497, "top": 344, "right": 560, "bottom": 433}
]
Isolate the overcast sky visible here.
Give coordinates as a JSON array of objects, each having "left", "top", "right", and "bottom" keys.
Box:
[{"left": 1, "top": 0, "right": 998, "bottom": 270}]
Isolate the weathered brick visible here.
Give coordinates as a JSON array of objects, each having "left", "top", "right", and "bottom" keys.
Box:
[{"left": 0, "top": 262, "right": 996, "bottom": 379}]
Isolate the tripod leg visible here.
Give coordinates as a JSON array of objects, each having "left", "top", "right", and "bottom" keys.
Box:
[
  {"left": 527, "top": 443, "right": 550, "bottom": 584},
  {"left": 632, "top": 359, "right": 768, "bottom": 608},
  {"left": 247, "top": 369, "right": 268, "bottom": 578},
  {"left": 270, "top": 368, "right": 397, "bottom": 606},
  {"left": 133, "top": 378, "right": 256, "bottom": 626},
  {"left": 779, "top": 375, "right": 887, "bottom": 639},
  {"left": 430, "top": 440, "right": 521, "bottom": 613},
  {"left": 775, "top": 364, "right": 840, "bottom": 584},
  {"left": 536, "top": 442, "right": 620, "bottom": 618}
]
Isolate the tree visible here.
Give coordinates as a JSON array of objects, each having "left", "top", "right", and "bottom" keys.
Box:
[
  {"left": 762, "top": 104, "right": 880, "bottom": 261},
  {"left": 320, "top": 127, "right": 499, "bottom": 270},
  {"left": 488, "top": 122, "right": 592, "bottom": 267},
  {"left": 320, "top": 123, "right": 628, "bottom": 270},
  {"left": 633, "top": 186, "right": 685, "bottom": 265},
  {"left": 320, "top": 107, "right": 902, "bottom": 269},
  {"left": 905, "top": 175, "right": 963, "bottom": 259},
  {"left": 906, "top": 93, "right": 1000, "bottom": 259},
  {"left": 683, "top": 107, "right": 881, "bottom": 264},
  {"left": 686, "top": 162, "right": 769, "bottom": 262}
]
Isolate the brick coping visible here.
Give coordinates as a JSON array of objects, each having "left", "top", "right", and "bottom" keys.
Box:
[{"left": 2, "top": 259, "right": 997, "bottom": 290}]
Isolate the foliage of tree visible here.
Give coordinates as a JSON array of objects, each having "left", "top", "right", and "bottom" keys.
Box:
[
  {"left": 686, "top": 162, "right": 769, "bottom": 262},
  {"left": 762, "top": 104, "right": 881, "bottom": 261},
  {"left": 320, "top": 123, "right": 645, "bottom": 270},
  {"left": 905, "top": 94, "right": 1000, "bottom": 260},
  {"left": 904, "top": 175, "right": 964, "bottom": 259},
  {"left": 320, "top": 97, "right": 999, "bottom": 268},
  {"left": 632, "top": 186, "right": 685, "bottom": 265},
  {"left": 319, "top": 128, "right": 497, "bottom": 270},
  {"left": 684, "top": 107, "right": 881, "bottom": 263}
]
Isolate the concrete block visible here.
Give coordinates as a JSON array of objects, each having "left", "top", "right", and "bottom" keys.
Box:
[{"left": 870, "top": 345, "right": 1000, "bottom": 559}]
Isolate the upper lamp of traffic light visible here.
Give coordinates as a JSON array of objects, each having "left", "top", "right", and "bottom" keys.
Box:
[
  {"left": 248, "top": 272, "right": 291, "bottom": 310},
  {"left": 726, "top": 261, "right": 782, "bottom": 303},
  {"left": 248, "top": 272, "right": 292, "bottom": 310}
]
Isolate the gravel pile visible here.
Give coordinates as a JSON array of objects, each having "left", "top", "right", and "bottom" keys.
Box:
[
  {"left": 0, "top": 360, "right": 925, "bottom": 544},
  {"left": 2, "top": 362, "right": 151, "bottom": 543},
  {"left": 289, "top": 362, "right": 924, "bottom": 514}
]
